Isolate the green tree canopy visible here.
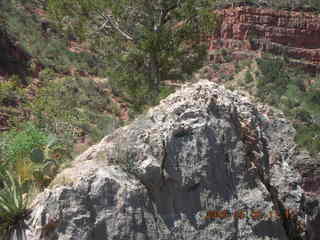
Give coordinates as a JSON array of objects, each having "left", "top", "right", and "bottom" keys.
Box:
[{"left": 48, "top": 0, "right": 217, "bottom": 109}]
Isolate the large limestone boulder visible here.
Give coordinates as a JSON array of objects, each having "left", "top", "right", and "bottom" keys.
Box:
[{"left": 26, "top": 80, "right": 315, "bottom": 239}]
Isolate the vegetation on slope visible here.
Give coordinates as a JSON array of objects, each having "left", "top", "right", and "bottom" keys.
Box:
[
  {"left": 0, "top": 0, "right": 217, "bottom": 238},
  {"left": 255, "top": 56, "right": 320, "bottom": 155},
  {"left": 0, "top": 2, "right": 122, "bottom": 237},
  {"left": 0, "top": 0, "right": 108, "bottom": 76},
  {"left": 208, "top": 52, "right": 320, "bottom": 156},
  {"left": 47, "top": 0, "right": 217, "bottom": 108}
]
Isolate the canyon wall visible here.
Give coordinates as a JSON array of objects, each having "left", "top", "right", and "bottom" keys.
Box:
[{"left": 210, "top": 7, "right": 320, "bottom": 64}]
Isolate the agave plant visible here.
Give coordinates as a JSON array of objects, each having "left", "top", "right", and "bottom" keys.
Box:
[{"left": 0, "top": 171, "right": 30, "bottom": 240}]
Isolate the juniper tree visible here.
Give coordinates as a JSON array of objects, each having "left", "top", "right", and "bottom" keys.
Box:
[{"left": 48, "top": 0, "right": 217, "bottom": 108}]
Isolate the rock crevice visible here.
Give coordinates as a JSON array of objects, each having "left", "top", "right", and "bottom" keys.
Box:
[{"left": 26, "top": 81, "right": 317, "bottom": 239}]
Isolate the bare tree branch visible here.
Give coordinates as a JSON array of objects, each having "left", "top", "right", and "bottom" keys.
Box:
[{"left": 96, "top": 9, "right": 134, "bottom": 41}]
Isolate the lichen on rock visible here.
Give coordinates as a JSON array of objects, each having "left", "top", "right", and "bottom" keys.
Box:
[{"left": 26, "top": 80, "right": 316, "bottom": 239}]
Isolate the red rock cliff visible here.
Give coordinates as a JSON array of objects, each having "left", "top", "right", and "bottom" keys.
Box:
[{"left": 210, "top": 7, "right": 320, "bottom": 64}]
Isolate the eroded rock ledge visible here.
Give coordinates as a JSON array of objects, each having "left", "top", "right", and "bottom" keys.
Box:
[
  {"left": 210, "top": 7, "right": 320, "bottom": 65},
  {"left": 27, "top": 81, "right": 318, "bottom": 239}
]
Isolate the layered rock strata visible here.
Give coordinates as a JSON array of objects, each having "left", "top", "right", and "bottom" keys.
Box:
[{"left": 210, "top": 7, "right": 320, "bottom": 65}]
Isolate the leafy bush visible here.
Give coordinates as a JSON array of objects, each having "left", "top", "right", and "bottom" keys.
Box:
[
  {"left": 2, "top": 123, "right": 48, "bottom": 165},
  {"left": 244, "top": 70, "right": 254, "bottom": 83},
  {"left": 157, "top": 86, "right": 175, "bottom": 104},
  {"left": 0, "top": 121, "right": 71, "bottom": 191},
  {"left": 256, "top": 57, "right": 289, "bottom": 100},
  {"left": 295, "top": 125, "right": 320, "bottom": 154},
  {"left": 0, "top": 81, "right": 25, "bottom": 107},
  {"left": 38, "top": 68, "right": 58, "bottom": 82}
]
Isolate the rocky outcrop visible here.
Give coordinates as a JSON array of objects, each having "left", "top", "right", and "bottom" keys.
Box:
[
  {"left": 210, "top": 7, "right": 320, "bottom": 65},
  {"left": 25, "top": 80, "right": 319, "bottom": 239}
]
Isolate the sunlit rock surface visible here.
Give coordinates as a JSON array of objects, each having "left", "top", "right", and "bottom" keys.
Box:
[{"left": 27, "top": 80, "right": 318, "bottom": 239}]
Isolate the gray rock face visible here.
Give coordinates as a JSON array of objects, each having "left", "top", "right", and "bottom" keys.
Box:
[{"left": 27, "top": 80, "right": 313, "bottom": 240}]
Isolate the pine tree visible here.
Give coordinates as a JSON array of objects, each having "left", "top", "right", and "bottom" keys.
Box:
[{"left": 48, "top": 0, "right": 217, "bottom": 108}]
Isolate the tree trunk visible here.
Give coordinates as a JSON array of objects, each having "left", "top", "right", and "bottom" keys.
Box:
[{"left": 150, "top": 52, "right": 161, "bottom": 101}]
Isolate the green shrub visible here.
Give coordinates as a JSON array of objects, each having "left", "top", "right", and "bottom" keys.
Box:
[
  {"left": 0, "top": 122, "right": 70, "bottom": 190},
  {"left": 296, "top": 125, "right": 320, "bottom": 154},
  {"left": 2, "top": 122, "right": 48, "bottom": 165},
  {"left": 156, "top": 86, "right": 175, "bottom": 104},
  {"left": 244, "top": 70, "right": 254, "bottom": 83},
  {"left": 256, "top": 57, "right": 290, "bottom": 101},
  {"left": 235, "top": 59, "right": 251, "bottom": 73},
  {"left": 38, "top": 68, "right": 58, "bottom": 82},
  {"left": 0, "top": 81, "right": 25, "bottom": 106}
]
